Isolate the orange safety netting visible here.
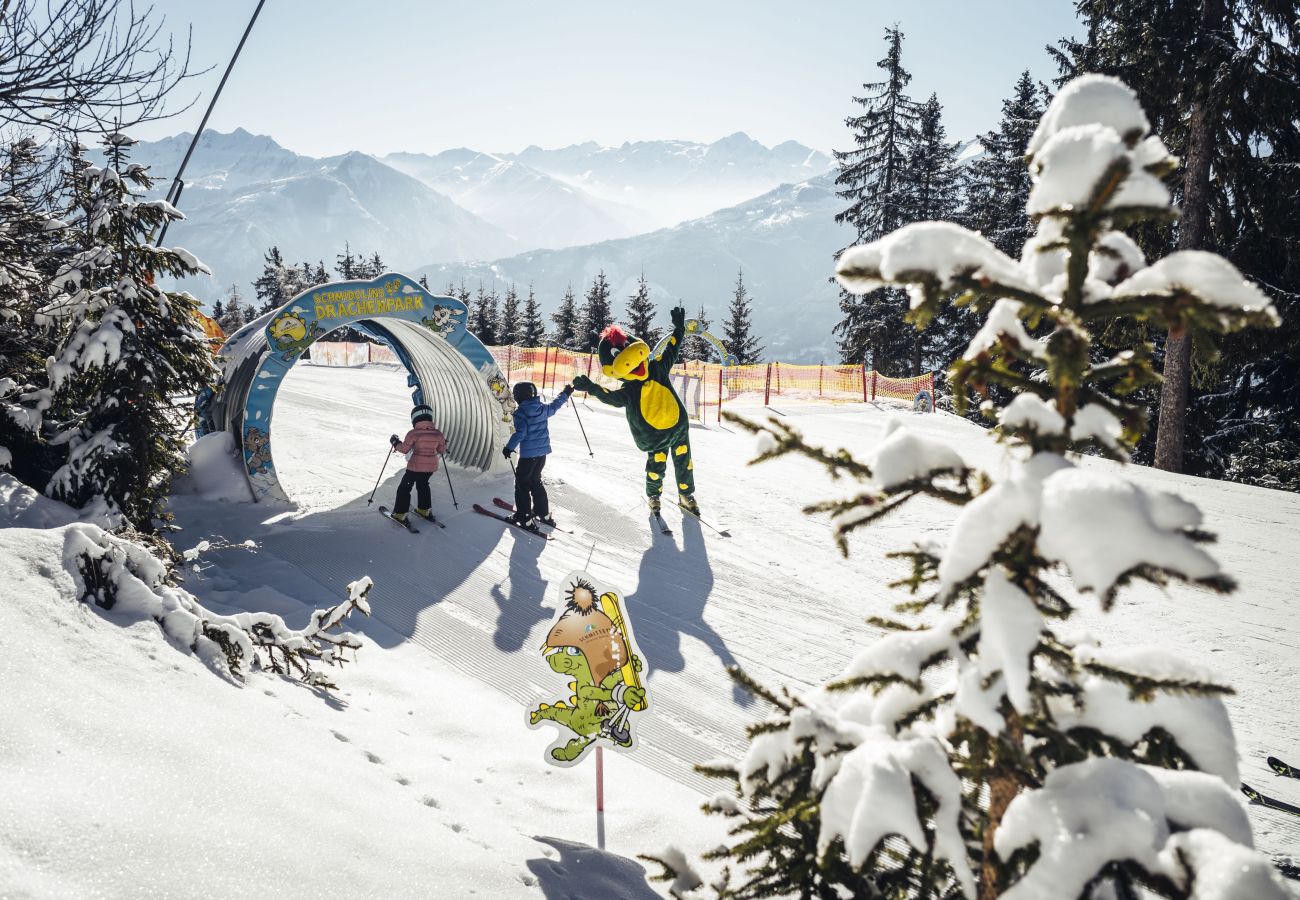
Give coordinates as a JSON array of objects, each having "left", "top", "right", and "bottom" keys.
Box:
[{"left": 486, "top": 344, "right": 936, "bottom": 421}]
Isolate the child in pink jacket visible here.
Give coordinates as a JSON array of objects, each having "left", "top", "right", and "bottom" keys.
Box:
[{"left": 388, "top": 404, "right": 447, "bottom": 522}]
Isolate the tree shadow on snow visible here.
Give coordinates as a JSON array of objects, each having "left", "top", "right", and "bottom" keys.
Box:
[
  {"left": 527, "top": 836, "right": 660, "bottom": 900},
  {"left": 626, "top": 514, "right": 751, "bottom": 707},
  {"left": 489, "top": 529, "right": 550, "bottom": 652}
]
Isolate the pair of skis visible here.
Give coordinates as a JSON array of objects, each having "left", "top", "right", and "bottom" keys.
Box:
[
  {"left": 1241, "top": 755, "right": 1300, "bottom": 818},
  {"left": 649, "top": 499, "right": 730, "bottom": 538},
  {"left": 471, "top": 498, "right": 576, "bottom": 540},
  {"left": 377, "top": 506, "right": 445, "bottom": 534}
]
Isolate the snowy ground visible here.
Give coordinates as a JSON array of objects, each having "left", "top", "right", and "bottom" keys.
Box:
[{"left": 4, "top": 361, "right": 1299, "bottom": 896}]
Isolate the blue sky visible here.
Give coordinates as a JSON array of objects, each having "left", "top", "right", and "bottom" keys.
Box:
[{"left": 138, "top": 0, "right": 1081, "bottom": 156}]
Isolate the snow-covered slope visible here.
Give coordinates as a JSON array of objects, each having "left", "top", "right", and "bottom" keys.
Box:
[
  {"left": 4, "top": 364, "right": 1299, "bottom": 892},
  {"left": 416, "top": 172, "right": 852, "bottom": 362},
  {"left": 382, "top": 149, "right": 658, "bottom": 249},
  {"left": 508, "top": 132, "right": 833, "bottom": 224}
]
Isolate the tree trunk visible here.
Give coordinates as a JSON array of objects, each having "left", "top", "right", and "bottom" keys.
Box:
[
  {"left": 980, "top": 714, "right": 1023, "bottom": 900},
  {"left": 1153, "top": 0, "right": 1226, "bottom": 472}
]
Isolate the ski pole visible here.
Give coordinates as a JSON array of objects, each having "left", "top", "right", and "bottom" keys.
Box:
[
  {"left": 572, "top": 399, "right": 594, "bottom": 457},
  {"left": 441, "top": 454, "right": 459, "bottom": 509},
  {"left": 367, "top": 446, "right": 394, "bottom": 506}
]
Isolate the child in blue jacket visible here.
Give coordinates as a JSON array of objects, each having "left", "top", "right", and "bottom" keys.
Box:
[{"left": 503, "top": 381, "right": 573, "bottom": 527}]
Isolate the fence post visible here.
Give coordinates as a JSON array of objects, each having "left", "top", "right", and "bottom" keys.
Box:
[
  {"left": 764, "top": 363, "right": 772, "bottom": 406},
  {"left": 818, "top": 361, "right": 824, "bottom": 397},
  {"left": 861, "top": 363, "right": 869, "bottom": 403},
  {"left": 871, "top": 370, "right": 878, "bottom": 402},
  {"left": 775, "top": 362, "right": 781, "bottom": 395},
  {"left": 506, "top": 344, "right": 513, "bottom": 380},
  {"left": 540, "top": 345, "right": 551, "bottom": 392},
  {"left": 717, "top": 365, "right": 724, "bottom": 424}
]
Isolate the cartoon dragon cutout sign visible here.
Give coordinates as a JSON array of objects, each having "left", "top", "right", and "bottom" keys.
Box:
[{"left": 529, "top": 570, "right": 649, "bottom": 767}]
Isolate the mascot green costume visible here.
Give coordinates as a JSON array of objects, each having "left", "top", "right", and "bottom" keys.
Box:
[{"left": 572, "top": 306, "right": 699, "bottom": 514}]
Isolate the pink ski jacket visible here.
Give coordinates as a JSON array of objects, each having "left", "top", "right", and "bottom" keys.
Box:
[{"left": 396, "top": 421, "right": 447, "bottom": 473}]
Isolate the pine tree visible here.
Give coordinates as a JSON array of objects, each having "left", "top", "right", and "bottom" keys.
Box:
[
  {"left": 418, "top": 273, "right": 430, "bottom": 290},
  {"left": 576, "top": 271, "right": 614, "bottom": 352},
  {"left": 962, "top": 71, "right": 1045, "bottom": 258},
  {"left": 1051, "top": 1, "right": 1300, "bottom": 481},
  {"left": 681, "top": 304, "right": 715, "bottom": 362},
  {"left": 313, "top": 261, "right": 329, "bottom": 284},
  {"left": 366, "top": 251, "right": 385, "bottom": 279},
  {"left": 253, "top": 246, "right": 289, "bottom": 314},
  {"left": 0, "top": 136, "right": 66, "bottom": 482},
  {"left": 721, "top": 270, "right": 763, "bottom": 365},
  {"left": 469, "top": 282, "right": 499, "bottom": 344},
  {"left": 833, "top": 27, "right": 922, "bottom": 370},
  {"left": 905, "top": 93, "right": 965, "bottom": 374},
  {"left": 498, "top": 283, "right": 521, "bottom": 346},
  {"left": 550, "top": 284, "right": 579, "bottom": 347},
  {"left": 210, "top": 298, "right": 225, "bottom": 322},
  {"left": 41, "top": 133, "right": 215, "bottom": 531},
  {"left": 219, "top": 284, "right": 248, "bottom": 332},
  {"left": 660, "top": 76, "right": 1286, "bottom": 900},
  {"left": 334, "top": 242, "right": 360, "bottom": 280},
  {"left": 623, "top": 272, "right": 662, "bottom": 345},
  {"left": 520, "top": 284, "right": 546, "bottom": 346}
]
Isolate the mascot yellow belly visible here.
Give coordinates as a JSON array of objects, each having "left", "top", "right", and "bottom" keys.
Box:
[{"left": 640, "top": 380, "right": 681, "bottom": 431}]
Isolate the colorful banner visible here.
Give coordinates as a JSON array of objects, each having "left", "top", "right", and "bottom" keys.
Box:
[{"left": 529, "top": 570, "right": 649, "bottom": 768}]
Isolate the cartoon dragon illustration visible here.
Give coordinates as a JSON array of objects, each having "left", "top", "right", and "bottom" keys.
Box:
[
  {"left": 529, "top": 575, "right": 647, "bottom": 765},
  {"left": 243, "top": 426, "right": 273, "bottom": 473}
]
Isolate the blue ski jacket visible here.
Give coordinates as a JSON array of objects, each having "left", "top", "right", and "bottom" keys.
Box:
[{"left": 505, "top": 393, "right": 570, "bottom": 458}]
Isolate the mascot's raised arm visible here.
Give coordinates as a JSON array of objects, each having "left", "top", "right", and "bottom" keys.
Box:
[{"left": 572, "top": 305, "right": 700, "bottom": 515}]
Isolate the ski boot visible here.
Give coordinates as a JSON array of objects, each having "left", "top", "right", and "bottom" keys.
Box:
[
  {"left": 415, "top": 507, "right": 433, "bottom": 520},
  {"left": 678, "top": 494, "right": 700, "bottom": 516},
  {"left": 509, "top": 511, "right": 533, "bottom": 528},
  {"left": 536, "top": 514, "right": 557, "bottom": 528},
  {"left": 647, "top": 495, "right": 662, "bottom": 515},
  {"left": 391, "top": 511, "right": 409, "bottom": 523}
]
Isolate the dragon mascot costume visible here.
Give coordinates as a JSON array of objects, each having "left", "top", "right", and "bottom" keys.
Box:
[{"left": 573, "top": 306, "right": 699, "bottom": 514}]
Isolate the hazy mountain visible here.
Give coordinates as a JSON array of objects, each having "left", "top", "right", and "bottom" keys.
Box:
[
  {"left": 506, "top": 132, "right": 834, "bottom": 225},
  {"left": 414, "top": 172, "right": 851, "bottom": 363},
  {"left": 381, "top": 149, "right": 658, "bottom": 250},
  {"left": 112, "top": 131, "right": 519, "bottom": 298}
]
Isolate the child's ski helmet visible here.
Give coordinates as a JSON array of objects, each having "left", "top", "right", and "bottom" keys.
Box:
[
  {"left": 411, "top": 404, "right": 433, "bottom": 425},
  {"left": 512, "top": 381, "right": 538, "bottom": 403}
]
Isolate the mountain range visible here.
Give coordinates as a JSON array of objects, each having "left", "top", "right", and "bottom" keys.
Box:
[{"left": 118, "top": 128, "right": 848, "bottom": 359}]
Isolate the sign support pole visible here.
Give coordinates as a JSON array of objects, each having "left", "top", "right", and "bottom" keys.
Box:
[{"left": 596, "top": 745, "right": 606, "bottom": 850}]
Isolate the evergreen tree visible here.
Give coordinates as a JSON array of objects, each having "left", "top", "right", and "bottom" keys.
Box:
[
  {"left": 833, "top": 27, "right": 922, "bottom": 370},
  {"left": 623, "top": 272, "right": 662, "bottom": 345},
  {"left": 468, "top": 282, "right": 499, "bottom": 344},
  {"left": 1052, "top": 0, "right": 1300, "bottom": 481},
  {"left": 905, "top": 93, "right": 965, "bottom": 374},
  {"left": 550, "top": 284, "right": 579, "bottom": 347},
  {"left": 520, "top": 284, "right": 546, "bottom": 346},
  {"left": 681, "top": 304, "right": 716, "bottom": 362},
  {"left": 961, "top": 71, "right": 1045, "bottom": 258},
  {"left": 721, "top": 270, "right": 763, "bottom": 365},
  {"left": 365, "top": 251, "right": 385, "bottom": 279},
  {"left": 334, "top": 242, "right": 360, "bottom": 280},
  {"left": 210, "top": 298, "right": 225, "bottom": 322},
  {"left": 253, "top": 246, "right": 289, "bottom": 314},
  {"left": 657, "top": 75, "right": 1286, "bottom": 900},
  {"left": 498, "top": 283, "right": 521, "bottom": 346},
  {"left": 41, "top": 133, "right": 214, "bottom": 531},
  {"left": 576, "top": 271, "right": 614, "bottom": 352},
  {"left": 418, "top": 273, "right": 430, "bottom": 289},
  {"left": 313, "top": 261, "right": 329, "bottom": 284},
  {"left": 218, "top": 284, "right": 248, "bottom": 332}
]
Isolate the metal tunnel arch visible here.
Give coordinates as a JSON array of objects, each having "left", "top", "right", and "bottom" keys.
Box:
[{"left": 203, "top": 273, "right": 514, "bottom": 503}]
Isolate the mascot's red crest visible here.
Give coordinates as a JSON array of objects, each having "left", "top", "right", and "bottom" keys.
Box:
[{"left": 600, "top": 324, "right": 629, "bottom": 349}]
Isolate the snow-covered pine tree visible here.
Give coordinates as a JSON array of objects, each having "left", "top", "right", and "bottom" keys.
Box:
[
  {"left": 0, "top": 136, "right": 66, "bottom": 480},
  {"left": 418, "top": 273, "right": 430, "bottom": 290},
  {"left": 721, "top": 270, "right": 763, "bottom": 365},
  {"left": 1052, "top": 0, "right": 1300, "bottom": 483},
  {"left": 364, "top": 251, "right": 384, "bottom": 279},
  {"left": 577, "top": 271, "right": 614, "bottom": 352},
  {"left": 210, "top": 298, "right": 225, "bottom": 322},
  {"left": 218, "top": 284, "right": 247, "bottom": 332},
  {"left": 40, "top": 132, "right": 215, "bottom": 531},
  {"left": 624, "top": 272, "right": 662, "bottom": 346},
  {"left": 655, "top": 76, "right": 1288, "bottom": 900},
  {"left": 681, "top": 304, "right": 716, "bottom": 363},
  {"left": 551, "top": 284, "right": 579, "bottom": 347},
  {"left": 903, "top": 94, "right": 963, "bottom": 375},
  {"left": 469, "top": 282, "right": 499, "bottom": 345},
  {"left": 253, "top": 246, "right": 289, "bottom": 314},
  {"left": 498, "top": 282, "right": 520, "bottom": 346},
  {"left": 334, "top": 242, "right": 360, "bottom": 280},
  {"left": 520, "top": 284, "right": 545, "bottom": 347},
  {"left": 833, "top": 26, "right": 921, "bottom": 371}
]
